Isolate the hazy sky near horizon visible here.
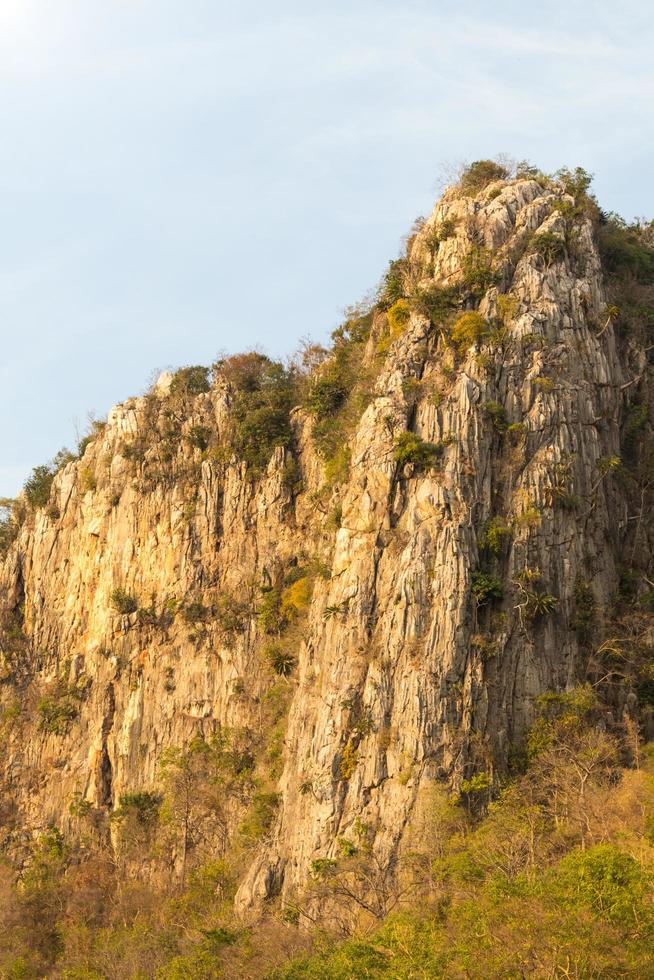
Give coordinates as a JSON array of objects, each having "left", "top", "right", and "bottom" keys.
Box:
[{"left": 1, "top": 0, "right": 652, "bottom": 496}]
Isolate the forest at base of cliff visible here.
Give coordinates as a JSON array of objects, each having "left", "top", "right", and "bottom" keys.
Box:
[{"left": 2, "top": 685, "right": 654, "bottom": 977}]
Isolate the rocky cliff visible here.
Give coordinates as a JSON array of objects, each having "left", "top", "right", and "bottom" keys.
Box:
[{"left": 1, "top": 164, "right": 652, "bottom": 920}]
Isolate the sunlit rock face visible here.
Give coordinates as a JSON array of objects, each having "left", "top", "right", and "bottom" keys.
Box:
[{"left": 0, "top": 174, "right": 644, "bottom": 913}]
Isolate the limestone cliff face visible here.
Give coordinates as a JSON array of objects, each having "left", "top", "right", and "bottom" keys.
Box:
[{"left": 0, "top": 175, "right": 645, "bottom": 910}]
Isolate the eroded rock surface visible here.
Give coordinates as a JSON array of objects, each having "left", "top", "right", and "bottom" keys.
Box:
[{"left": 0, "top": 175, "right": 647, "bottom": 914}]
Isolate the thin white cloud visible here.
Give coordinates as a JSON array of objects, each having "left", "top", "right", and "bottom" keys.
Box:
[
  {"left": 0, "top": 3, "right": 644, "bottom": 85},
  {"left": 0, "top": 0, "right": 652, "bottom": 498}
]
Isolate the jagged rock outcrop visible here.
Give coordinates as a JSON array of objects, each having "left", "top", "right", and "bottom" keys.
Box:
[{"left": 0, "top": 172, "right": 649, "bottom": 915}]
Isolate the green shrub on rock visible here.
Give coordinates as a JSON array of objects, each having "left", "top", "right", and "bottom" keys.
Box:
[
  {"left": 265, "top": 643, "right": 297, "bottom": 677},
  {"left": 386, "top": 299, "right": 412, "bottom": 335},
  {"left": 170, "top": 365, "right": 211, "bottom": 396},
  {"left": 480, "top": 517, "right": 511, "bottom": 556},
  {"left": 257, "top": 586, "right": 285, "bottom": 635},
  {"left": 187, "top": 425, "right": 211, "bottom": 452},
  {"left": 450, "top": 311, "right": 490, "bottom": 352},
  {"left": 111, "top": 790, "right": 162, "bottom": 825},
  {"left": 110, "top": 588, "right": 139, "bottom": 615},
  {"left": 214, "top": 352, "right": 296, "bottom": 471},
  {"left": 597, "top": 214, "right": 654, "bottom": 285},
  {"left": 305, "top": 310, "right": 376, "bottom": 468},
  {"left": 529, "top": 232, "right": 566, "bottom": 267},
  {"left": 459, "top": 160, "right": 509, "bottom": 196},
  {"left": 413, "top": 284, "right": 461, "bottom": 325},
  {"left": 483, "top": 401, "right": 509, "bottom": 434},
  {"left": 37, "top": 676, "right": 87, "bottom": 735},
  {"left": 378, "top": 258, "right": 408, "bottom": 308},
  {"left": 0, "top": 499, "right": 18, "bottom": 555},
  {"left": 23, "top": 465, "right": 56, "bottom": 509},
  {"left": 181, "top": 600, "right": 209, "bottom": 625},
  {"left": 394, "top": 432, "right": 451, "bottom": 469},
  {"left": 239, "top": 792, "right": 279, "bottom": 841},
  {"left": 38, "top": 696, "right": 79, "bottom": 735},
  {"left": 307, "top": 366, "right": 348, "bottom": 419},
  {"left": 461, "top": 247, "right": 501, "bottom": 296},
  {"left": 425, "top": 218, "right": 458, "bottom": 256},
  {"left": 471, "top": 571, "right": 504, "bottom": 605}
]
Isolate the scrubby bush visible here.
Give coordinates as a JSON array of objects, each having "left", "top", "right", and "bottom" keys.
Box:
[
  {"left": 425, "top": 218, "right": 457, "bottom": 255},
  {"left": 215, "top": 352, "right": 296, "bottom": 471},
  {"left": 597, "top": 214, "right": 654, "bottom": 284},
  {"left": 378, "top": 258, "right": 408, "bottom": 308},
  {"left": 307, "top": 365, "right": 348, "bottom": 418},
  {"left": 280, "top": 575, "right": 311, "bottom": 621},
  {"left": 0, "top": 499, "right": 18, "bottom": 555},
  {"left": 52, "top": 447, "right": 77, "bottom": 471},
  {"left": 483, "top": 401, "right": 509, "bottom": 434},
  {"left": 170, "top": 365, "right": 211, "bottom": 396},
  {"left": 471, "top": 571, "right": 504, "bottom": 605},
  {"left": 450, "top": 311, "right": 490, "bottom": 352},
  {"left": 256, "top": 568, "right": 312, "bottom": 637},
  {"left": 459, "top": 160, "right": 509, "bottom": 196},
  {"left": 515, "top": 159, "right": 544, "bottom": 181},
  {"left": 386, "top": 299, "right": 412, "bottom": 334},
  {"left": 325, "top": 445, "right": 350, "bottom": 485},
  {"left": 530, "top": 232, "right": 566, "bottom": 266},
  {"left": 480, "top": 517, "right": 511, "bottom": 556},
  {"left": 338, "top": 740, "right": 358, "bottom": 780},
  {"left": 77, "top": 434, "right": 93, "bottom": 457},
  {"left": 265, "top": 643, "right": 297, "bottom": 677},
  {"left": 573, "top": 581, "right": 596, "bottom": 643},
  {"left": 394, "top": 432, "right": 450, "bottom": 469},
  {"left": 461, "top": 247, "right": 501, "bottom": 296},
  {"left": 38, "top": 696, "right": 78, "bottom": 735},
  {"left": 458, "top": 771, "right": 492, "bottom": 812},
  {"left": 214, "top": 593, "right": 248, "bottom": 636},
  {"left": 111, "top": 790, "right": 162, "bottom": 825},
  {"left": 120, "top": 439, "right": 146, "bottom": 464},
  {"left": 234, "top": 389, "right": 294, "bottom": 469},
  {"left": 496, "top": 292, "right": 519, "bottom": 324},
  {"left": 181, "top": 600, "right": 209, "bottom": 625},
  {"left": 240, "top": 792, "right": 279, "bottom": 840},
  {"left": 554, "top": 844, "right": 648, "bottom": 925},
  {"left": 77, "top": 419, "right": 106, "bottom": 458},
  {"left": 554, "top": 165, "right": 594, "bottom": 201},
  {"left": 37, "top": 678, "right": 85, "bottom": 735},
  {"left": 187, "top": 425, "right": 211, "bottom": 452},
  {"left": 257, "top": 586, "right": 285, "bottom": 635},
  {"left": 413, "top": 284, "right": 461, "bottom": 324},
  {"left": 0, "top": 609, "right": 29, "bottom": 681},
  {"left": 597, "top": 213, "right": 654, "bottom": 352},
  {"left": 79, "top": 466, "right": 97, "bottom": 493},
  {"left": 305, "top": 310, "right": 376, "bottom": 466},
  {"left": 215, "top": 351, "right": 265, "bottom": 391},
  {"left": 110, "top": 587, "right": 139, "bottom": 615},
  {"left": 23, "top": 465, "right": 55, "bottom": 508},
  {"left": 623, "top": 401, "right": 648, "bottom": 463}
]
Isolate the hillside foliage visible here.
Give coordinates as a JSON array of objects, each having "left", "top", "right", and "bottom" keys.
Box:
[{"left": 1, "top": 692, "right": 654, "bottom": 977}]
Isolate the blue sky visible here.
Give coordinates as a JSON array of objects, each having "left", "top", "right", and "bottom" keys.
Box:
[{"left": 1, "top": 0, "right": 652, "bottom": 497}]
